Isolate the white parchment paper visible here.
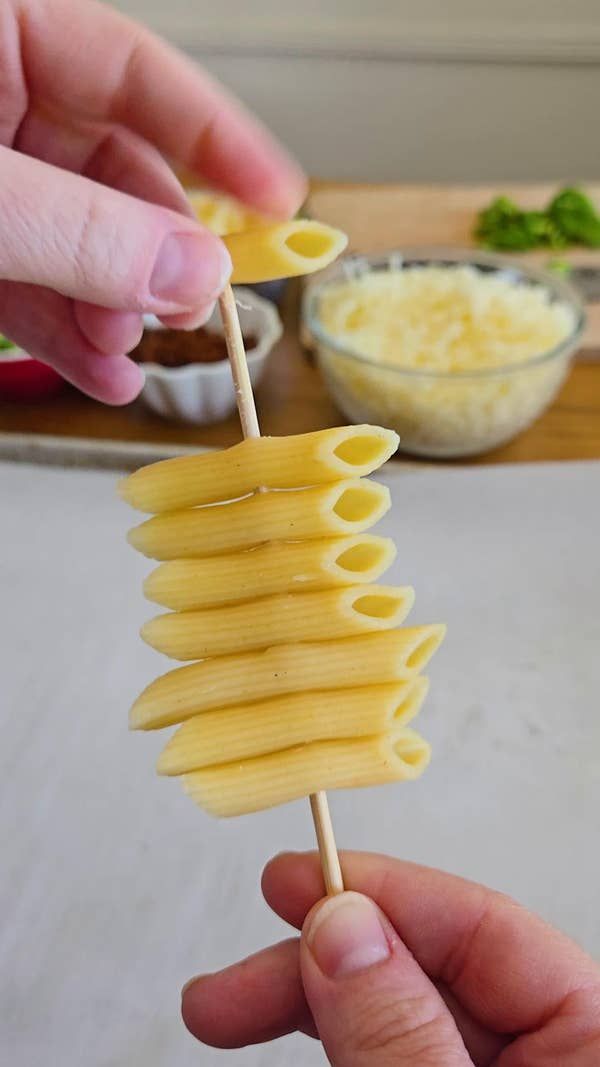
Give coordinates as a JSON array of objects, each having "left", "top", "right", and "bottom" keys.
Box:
[{"left": 1, "top": 459, "right": 599, "bottom": 1066}]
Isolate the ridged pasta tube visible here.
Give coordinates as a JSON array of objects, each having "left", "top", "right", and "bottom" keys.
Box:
[
  {"left": 158, "top": 678, "right": 429, "bottom": 775},
  {"left": 119, "top": 425, "right": 399, "bottom": 514},
  {"left": 141, "top": 584, "right": 415, "bottom": 660},
  {"left": 182, "top": 728, "right": 431, "bottom": 817},
  {"left": 144, "top": 534, "right": 396, "bottom": 610},
  {"left": 128, "top": 478, "right": 390, "bottom": 561},
  {"left": 224, "top": 220, "right": 348, "bottom": 284},
  {"left": 129, "top": 627, "right": 446, "bottom": 730}
]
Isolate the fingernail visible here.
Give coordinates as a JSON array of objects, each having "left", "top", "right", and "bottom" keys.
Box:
[
  {"left": 305, "top": 891, "right": 390, "bottom": 978},
  {"left": 150, "top": 233, "right": 231, "bottom": 308},
  {"left": 158, "top": 301, "right": 216, "bottom": 331},
  {"left": 183, "top": 301, "right": 216, "bottom": 330}
]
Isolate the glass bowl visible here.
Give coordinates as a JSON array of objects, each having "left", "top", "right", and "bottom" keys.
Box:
[{"left": 303, "top": 249, "right": 585, "bottom": 458}]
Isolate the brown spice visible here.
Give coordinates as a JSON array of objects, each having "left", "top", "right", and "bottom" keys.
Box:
[{"left": 131, "top": 326, "right": 258, "bottom": 368}]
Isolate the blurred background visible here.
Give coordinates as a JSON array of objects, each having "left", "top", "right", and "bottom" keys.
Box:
[{"left": 115, "top": 0, "right": 600, "bottom": 181}]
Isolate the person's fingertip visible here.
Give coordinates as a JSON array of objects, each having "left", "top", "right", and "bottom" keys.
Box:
[
  {"left": 261, "top": 852, "right": 323, "bottom": 923},
  {"left": 261, "top": 852, "right": 300, "bottom": 896},
  {"left": 272, "top": 169, "right": 309, "bottom": 218},
  {"left": 74, "top": 303, "right": 144, "bottom": 355},
  {"left": 149, "top": 231, "right": 231, "bottom": 310},
  {"left": 86, "top": 354, "right": 145, "bottom": 405},
  {"left": 247, "top": 167, "right": 308, "bottom": 220},
  {"left": 181, "top": 940, "right": 309, "bottom": 1050},
  {"left": 304, "top": 892, "right": 391, "bottom": 979},
  {"left": 263, "top": 851, "right": 303, "bottom": 874},
  {"left": 246, "top": 128, "right": 307, "bottom": 218},
  {"left": 300, "top": 892, "right": 471, "bottom": 1065},
  {"left": 181, "top": 974, "right": 205, "bottom": 999},
  {"left": 158, "top": 301, "right": 216, "bottom": 330},
  {"left": 181, "top": 976, "right": 213, "bottom": 1043}
]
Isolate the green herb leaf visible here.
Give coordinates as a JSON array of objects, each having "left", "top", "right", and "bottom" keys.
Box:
[
  {"left": 475, "top": 185, "right": 600, "bottom": 251},
  {"left": 0, "top": 335, "right": 16, "bottom": 351},
  {"left": 548, "top": 187, "right": 600, "bottom": 247},
  {"left": 475, "top": 198, "right": 566, "bottom": 251}
]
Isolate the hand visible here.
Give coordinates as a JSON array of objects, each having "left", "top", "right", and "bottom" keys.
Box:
[
  {"left": 0, "top": 0, "right": 305, "bottom": 402},
  {"left": 182, "top": 851, "right": 600, "bottom": 1065}
]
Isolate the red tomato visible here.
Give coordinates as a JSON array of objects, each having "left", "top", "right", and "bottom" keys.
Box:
[{"left": 0, "top": 356, "right": 65, "bottom": 401}]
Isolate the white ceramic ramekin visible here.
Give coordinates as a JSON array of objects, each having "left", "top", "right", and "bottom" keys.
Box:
[{"left": 138, "top": 287, "right": 282, "bottom": 424}]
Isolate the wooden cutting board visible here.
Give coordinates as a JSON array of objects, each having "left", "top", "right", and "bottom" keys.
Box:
[
  {"left": 306, "top": 182, "right": 600, "bottom": 348},
  {"left": 2, "top": 182, "right": 599, "bottom": 469}
]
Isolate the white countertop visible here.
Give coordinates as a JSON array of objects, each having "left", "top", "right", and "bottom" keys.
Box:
[{"left": 1, "top": 458, "right": 599, "bottom": 1066}]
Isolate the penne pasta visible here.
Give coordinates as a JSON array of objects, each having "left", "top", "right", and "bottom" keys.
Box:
[
  {"left": 129, "top": 627, "right": 446, "bottom": 730},
  {"left": 224, "top": 220, "right": 348, "bottom": 284},
  {"left": 182, "top": 728, "right": 431, "bottom": 817},
  {"left": 157, "top": 678, "right": 429, "bottom": 775},
  {"left": 144, "top": 534, "right": 396, "bottom": 610},
  {"left": 141, "top": 584, "right": 415, "bottom": 660},
  {"left": 187, "top": 189, "right": 268, "bottom": 236},
  {"left": 118, "top": 425, "right": 399, "bottom": 513},
  {"left": 122, "top": 422, "right": 446, "bottom": 817},
  {"left": 128, "top": 478, "right": 390, "bottom": 561}
]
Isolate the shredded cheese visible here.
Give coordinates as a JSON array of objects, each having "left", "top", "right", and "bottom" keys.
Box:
[
  {"left": 314, "top": 266, "right": 577, "bottom": 457},
  {"left": 318, "top": 266, "right": 574, "bottom": 372}
]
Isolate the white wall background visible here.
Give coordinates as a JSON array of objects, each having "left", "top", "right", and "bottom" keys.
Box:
[{"left": 112, "top": 0, "right": 600, "bottom": 181}]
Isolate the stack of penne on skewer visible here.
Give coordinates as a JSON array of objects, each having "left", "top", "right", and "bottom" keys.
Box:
[{"left": 121, "top": 424, "right": 444, "bottom": 818}]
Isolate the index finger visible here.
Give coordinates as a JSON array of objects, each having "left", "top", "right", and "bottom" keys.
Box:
[
  {"left": 14, "top": 0, "right": 306, "bottom": 216},
  {"left": 262, "top": 851, "right": 600, "bottom": 1034}
]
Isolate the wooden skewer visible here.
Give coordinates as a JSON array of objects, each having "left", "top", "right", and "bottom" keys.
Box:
[
  {"left": 219, "top": 284, "right": 344, "bottom": 896},
  {"left": 309, "top": 791, "right": 344, "bottom": 896}
]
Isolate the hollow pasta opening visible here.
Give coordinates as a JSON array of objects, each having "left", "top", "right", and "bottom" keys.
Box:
[
  {"left": 285, "top": 228, "right": 335, "bottom": 259},
  {"left": 335, "top": 541, "right": 386, "bottom": 574},
  {"left": 333, "top": 434, "right": 389, "bottom": 467},
  {"left": 333, "top": 486, "right": 380, "bottom": 522},
  {"left": 353, "top": 593, "right": 402, "bottom": 619},
  {"left": 406, "top": 631, "right": 443, "bottom": 671},
  {"left": 392, "top": 677, "right": 428, "bottom": 723},
  {"left": 393, "top": 690, "right": 418, "bottom": 722},
  {"left": 394, "top": 735, "right": 428, "bottom": 766}
]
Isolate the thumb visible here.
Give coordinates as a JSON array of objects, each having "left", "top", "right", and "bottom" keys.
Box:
[
  {"left": 300, "top": 891, "right": 472, "bottom": 1067},
  {"left": 0, "top": 146, "right": 231, "bottom": 314}
]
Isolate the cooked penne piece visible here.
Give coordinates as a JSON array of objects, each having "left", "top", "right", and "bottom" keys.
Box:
[
  {"left": 118, "top": 425, "right": 398, "bottom": 513},
  {"left": 187, "top": 189, "right": 268, "bottom": 236},
  {"left": 157, "top": 678, "right": 429, "bottom": 775},
  {"left": 141, "top": 584, "right": 415, "bottom": 660},
  {"left": 128, "top": 478, "right": 390, "bottom": 561},
  {"left": 224, "top": 220, "right": 348, "bottom": 284},
  {"left": 129, "top": 627, "right": 446, "bottom": 730},
  {"left": 144, "top": 534, "right": 396, "bottom": 610},
  {"left": 182, "top": 728, "right": 431, "bottom": 816}
]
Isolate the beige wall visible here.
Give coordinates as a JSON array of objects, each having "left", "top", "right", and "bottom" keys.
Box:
[{"left": 112, "top": 1, "right": 600, "bottom": 181}]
